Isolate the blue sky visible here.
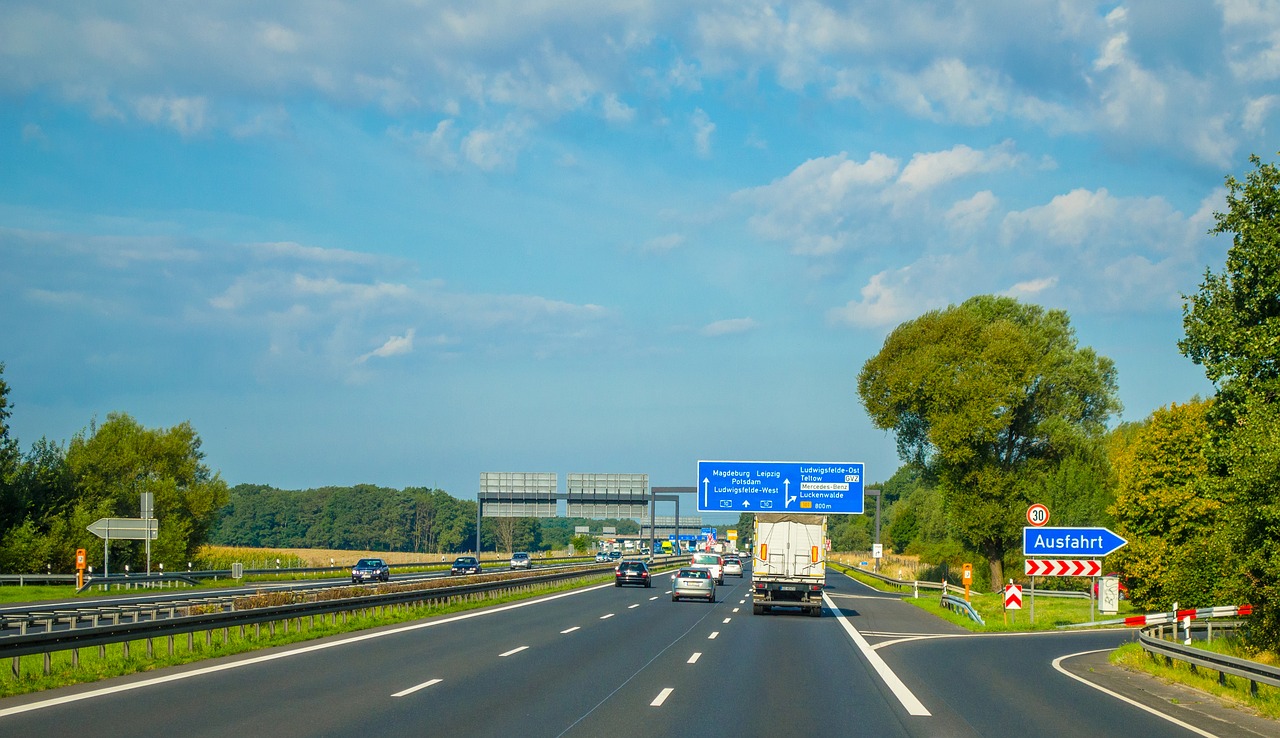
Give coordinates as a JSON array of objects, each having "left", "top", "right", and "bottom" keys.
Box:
[{"left": 2, "top": 2, "right": 1276, "bottom": 523}]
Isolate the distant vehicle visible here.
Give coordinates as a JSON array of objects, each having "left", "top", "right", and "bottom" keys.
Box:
[
  {"left": 722, "top": 555, "right": 744, "bottom": 577},
  {"left": 672, "top": 567, "right": 715, "bottom": 602},
  {"left": 608, "top": 550, "right": 622, "bottom": 561},
  {"left": 595, "top": 552, "right": 611, "bottom": 563},
  {"left": 614, "top": 560, "right": 652, "bottom": 588},
  {"left": 691, "top": 552, "right": 724, "bottom": 584},
  {"left": 450, "top": 556, "right": 482, "bottom": 576},
  {"left": 351, "top": 558, "right": 390, "bottom": 584},
  {"left": 509, "top": 552, "right": 531, "bottom": 570}
]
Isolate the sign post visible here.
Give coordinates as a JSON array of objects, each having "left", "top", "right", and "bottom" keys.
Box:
[
  {"left": 1004, "top": 582, "right": 1023, "bottom": 625},
  {"left": 75, "top": 548, "right": 86, "bottom": 589},
  {"left": 86, "top": 517, "right": 159, "bottom": 578}
]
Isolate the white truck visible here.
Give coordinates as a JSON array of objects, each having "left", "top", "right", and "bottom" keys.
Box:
[{"left": 751, "top": 513, "right": 826, "bottom": 616}]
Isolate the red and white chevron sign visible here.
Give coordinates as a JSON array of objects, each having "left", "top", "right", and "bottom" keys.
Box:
[
  {"left": 1004, "top": 584, "right": 1023, "bottom": 610},
  {"left": 1024, "top": 559, "right": 1102, "bottom": 577}
]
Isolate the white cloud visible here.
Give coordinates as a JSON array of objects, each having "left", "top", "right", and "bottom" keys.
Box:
[
  {"left": 133, "top": 95, "right": 210, "bottom": 136},
  {"left": 702, "top": 317, "right": 757, "bottom": 336},
  {"left": 946, "top": 190, "right": 998, "bottom": 232},
  {"left": 639, "top": 233, "right": 684, "bottom": 254},
  {"left": 692, "top": 108, "right": 715, "bottom": 157},
  {"left": 1003, "top": 277, "right": 1058, "bottom": 299},
  {"left": 601, "top": 93, "right": 635, "bottom": 123},
  {"left": 827, "top": 263, "right": 952, "bottom": 329},
  {"left": 896, "top": 141, "right": 1022, "bottom": 195},
  {"left": 358, "top": 329, "right": 415, "bottom": 363}
]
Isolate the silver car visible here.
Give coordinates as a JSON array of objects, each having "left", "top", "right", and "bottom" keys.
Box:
[
  {"left": 722, "top": 556, "right": 743, "bottom": 577},
  {"left": 671, "top": 567, "right": 716, "bottom": 602}
]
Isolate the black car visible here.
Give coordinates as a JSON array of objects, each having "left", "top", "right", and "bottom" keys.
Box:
[
  {"left": 351, "top": 558, "right": 390, "bottom": 583},
  {"left": 614, "top": 560, "right": 652, "bottom": 588},
  {"left": 450, "top": 556, "right": 482, "bottom": 576}
]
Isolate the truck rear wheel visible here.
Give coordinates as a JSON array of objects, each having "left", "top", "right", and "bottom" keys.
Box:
[{"left": 752, "top": 603, "right": 763, "bottom": 615}]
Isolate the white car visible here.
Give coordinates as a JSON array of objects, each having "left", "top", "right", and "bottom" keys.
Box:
[
  {"left": 595, "top": 552, "right": 611, "bottom": 563},
  {"left": 722, "top": 556, "right": 743, "bottom": 577},
  {"left": 690, "top": 552, "right": 724, "bottom": 584},
  {"left": 509, "top": 552, "right": 531, "bottom": 569}
]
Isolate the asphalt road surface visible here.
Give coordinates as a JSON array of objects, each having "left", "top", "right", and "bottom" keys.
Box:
[{"left": 1, "top": 567, "right": 1273, "bottom": 737}]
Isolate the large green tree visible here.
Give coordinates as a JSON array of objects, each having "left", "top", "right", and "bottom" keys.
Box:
[
  {"left": 859, "top": 296, "right": 1121, "bottom": 589},
  {"left": 1180, "top": 152, "right": 1280, "bottom": 649}
]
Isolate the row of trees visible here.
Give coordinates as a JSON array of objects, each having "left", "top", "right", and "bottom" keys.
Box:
[
  {"left": 209, "top": 483, "right": 642, "bottom": 555},
  {"left": 854, "top": 153, "right": 1280, "bottom": 651},
  {"left": 0, "top": 392, "right": 230, "bottom": 574}
]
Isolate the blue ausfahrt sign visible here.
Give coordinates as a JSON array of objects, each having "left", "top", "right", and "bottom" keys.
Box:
[
  {"left": 696, "top": 460, "right": 864, "bottom": 514},
  {"left": 1022, "top": 526, "right": 1127, "bottom": 557}
]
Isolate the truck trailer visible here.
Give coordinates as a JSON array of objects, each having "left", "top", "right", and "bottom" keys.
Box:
[{"left": 751, "top": 513, "right": 826, "bottom": 616}]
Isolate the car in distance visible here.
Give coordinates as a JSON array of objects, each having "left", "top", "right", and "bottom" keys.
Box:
[
  {"left": 615, "top": 560, "right": 652, "bottom": 587},
  {"left": 722, "top": 555, "right": 744, "bottom": 577},
  {"left": 351, "top": 558, "right": 390, "bottom": 584},
  {"left": 608, "top": 550, "right": 622, "bottom": 561},
  {"left": 691, "top": 552, "right": 725, "bottom": 584},
  {"left": 509, "top": 552, "right": 531, "bottom": 570},
  {"left": 595, "top": 551, "right": 611, "bottom": 563},
  {"left": 671, "top": 567, "right": 715, "bottom": 602},
  {"left": 450, "top": 556, "right": 482, "bottom": 576}
]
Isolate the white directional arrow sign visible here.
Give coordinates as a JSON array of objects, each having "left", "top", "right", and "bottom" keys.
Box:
[
  {"left": 1024, "top": 559, "right": 1102, "bottom": 577},
  {"left": 87, "top": 517, "right": 158, "bottom": 541}
]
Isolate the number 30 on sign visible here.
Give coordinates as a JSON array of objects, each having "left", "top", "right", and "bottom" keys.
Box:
[{"left": 1026, "top": 504, "right": 1049, "bottom": 527}]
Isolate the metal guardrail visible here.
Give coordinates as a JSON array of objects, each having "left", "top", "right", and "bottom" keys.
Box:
[
  {"left": 939, "top": 593, "right": 986, "bottom": 625},
  {"left": 0, "top": 566, "right": 610, "bottom": 663},
  {"left": 1139, "top": 622, "right": 1280, "bottom": 697},
  {"left": 831, "top": 562, "right": 1089, "bottom": 599},
  {"left": 0, "top": 574, "right": 78, "bottom": 586}
]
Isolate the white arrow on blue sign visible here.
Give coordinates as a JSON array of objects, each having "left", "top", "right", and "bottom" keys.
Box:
[
  {"left": 1022, "top": 526, "right": 1127, "bottom": 557},
  {"left": 696, "top": 460, "right": 865, "bottom": 514}
]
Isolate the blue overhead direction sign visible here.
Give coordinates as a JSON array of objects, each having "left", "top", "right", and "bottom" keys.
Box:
[
  {"left": 1023, "top": 526, "right": 1128, "bottom": 558},
  {"left": 696, "top": 460, "right": 865, "bottom": 514}
]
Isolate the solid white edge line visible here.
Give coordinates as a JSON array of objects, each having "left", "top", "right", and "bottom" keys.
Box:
[
  {"left": 1051, "top": 650, "right": 1219, "bottom": 738},
  {"left": 499, "top": 646, "right": 529, "bottom": 657},
  {"left": 392, "top": 678, "right": 442, "bottom": 697},
  {"left": 688, "top": 652, "right": 701, "bottom": 664},
  {"left": 0, "top": 580, "right": 619, "bottom": 720},
  {"left": 824, "top": 592, "right": 931, "bottom": 717},
  {"left": 651, "top": 687, "right": 674, "bottom": 706}
]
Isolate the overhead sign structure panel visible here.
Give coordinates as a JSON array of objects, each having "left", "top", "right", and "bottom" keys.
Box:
[
  {"left": 566, "top": 473, "right": 648, "bottom": 518},
  {"left": 1022, "top": 527, "right": 1127, "bottom": 558},
  {"left": 479, "top": 472, "right": 557, "bottom": 518},
  {"left": 696, "top": 460, "right": 865, "bottom": 513}
]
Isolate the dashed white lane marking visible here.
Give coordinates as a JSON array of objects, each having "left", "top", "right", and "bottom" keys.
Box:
[
  {"left": 499, "top": 646, "right": 529, "bottom": 657},
  {"left": 649, "top": 596, "right": 659, "bottom": 601},
  {"left": 688, "top": 653, "right": 701, "bottom": 664},
  {"left": 392, "top": 678, "right": 442, "bottom": 697},
  {"left": 651, "top": 688, "right": 674, "bottom": 707},
  {"left": 708, "top": 632, "right": 719, "bottom": 639},
  {"left": 600, "top": 613, "right": 614, "bottom": 620},
  {"left": 824, "top": 591, "right": 931, "bottom": 717},
  {"left": 731, "top": 608, "right": 739, "bottom": 613},
  {"left": 1052, "top": 650, "right": 1218, "bottom": 738},
  {"left": 722, "top": 618, "right": 731, "bottom": 624},
  {"left": 561, "top": 626, "right": 580, "bottom": 634},
  {"left": 629, "top": 604, "right": 640, "bottom": 609}
]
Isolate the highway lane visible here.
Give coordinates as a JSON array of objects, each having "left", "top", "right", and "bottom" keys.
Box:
[{"left": 0, "top": 565, "right": 1245, "bottom": 737}]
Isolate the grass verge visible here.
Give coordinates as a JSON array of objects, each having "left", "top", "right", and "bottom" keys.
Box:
[{"left": 1111, "top": 641, "right": 1280, "bottom": 720}]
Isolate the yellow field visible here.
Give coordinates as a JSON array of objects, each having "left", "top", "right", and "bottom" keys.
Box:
[{"left": 198, "top": 545, "right": 534, "bottom": 568}]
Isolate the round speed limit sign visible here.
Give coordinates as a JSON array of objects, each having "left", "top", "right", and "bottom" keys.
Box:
[{"left": 1027, "top": 504, "right": 1050, "bottom": 527}]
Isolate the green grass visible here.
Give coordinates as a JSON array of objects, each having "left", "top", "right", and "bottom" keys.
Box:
[
  {"left": 1, "top": 572, "right": 617, "bottom": 698},
  {"left": 831, "top": 561, "right": 1133, "bottom": 631},
  {"left": 1111, "top": 640, "right": 1280, "bottom": 720}
]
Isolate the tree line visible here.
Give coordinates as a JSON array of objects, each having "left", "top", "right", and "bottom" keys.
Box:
[
  {"left": 852, "top": 153, "right": 1280, "bottom": 652},
  {"left": 209, "top": 482, "right": 640, "bottom": 555}
]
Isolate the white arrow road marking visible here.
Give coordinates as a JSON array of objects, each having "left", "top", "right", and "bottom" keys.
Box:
[
  {"left": 824, "top": 592, "right": 931, "bottom": 716},
  {"left": 392, "top": 678, "right": 442, "bottom": 697},
  {"left": 651, "top": 688, "right": 674, "bottom": 707},
  {"left": 499, "top": 646, "right": 529, "bottom": 657},
  {"left": 688, "top": 652, "right": 701, "bottom": 664}
]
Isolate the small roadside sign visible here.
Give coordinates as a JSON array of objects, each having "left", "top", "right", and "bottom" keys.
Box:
[
  {"left": 1005, "top": 584, "right": 1023, "bottom": 610},
  {"left": 872, "top": 543, "right": 883, "bottom": 559},
  {"left": 1027, "top": 504, "right": 1049, "bottom": 527}
]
